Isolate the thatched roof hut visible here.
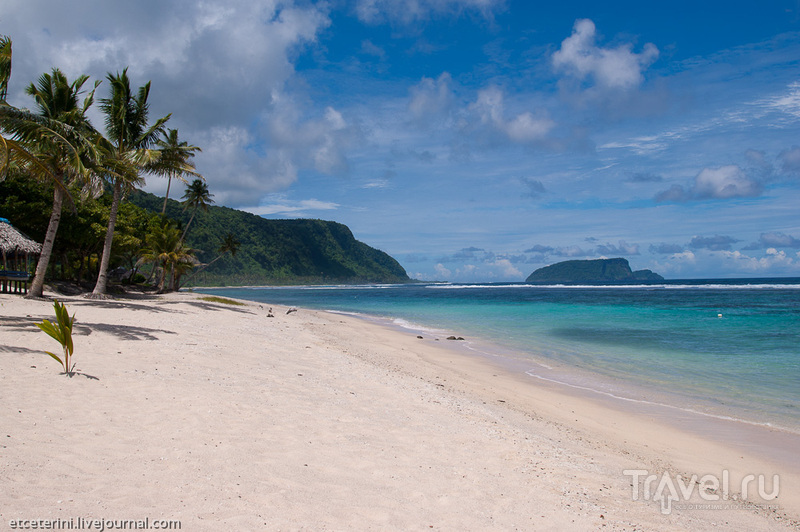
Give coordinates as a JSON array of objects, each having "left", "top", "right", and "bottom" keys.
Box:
[{"left": 0, "top": 217, "right": 41, "bottom": 269}]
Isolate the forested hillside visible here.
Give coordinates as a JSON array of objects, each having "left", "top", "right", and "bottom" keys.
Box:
[{"left": 130, "top": 191, "right": 410, "bottom": 285}]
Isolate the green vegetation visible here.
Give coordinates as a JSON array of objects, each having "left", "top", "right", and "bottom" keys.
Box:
[
  {"left": 130, "top": 190, "right": 410, "bottom": 286},
  {"left": 138, "top": 219, "right": 195, "bottom": 292},
  {"left": 199, "top": 296, "right": 245, "bottom": 306},
  {"left": 0, "top": 172, "right": 158, "bottom": 286},
  {"left": 36, "top": 299, "right": 76, "bottom": 375},
  {"left": 526, "top": 258, "right": 664, "bottom": 284}
]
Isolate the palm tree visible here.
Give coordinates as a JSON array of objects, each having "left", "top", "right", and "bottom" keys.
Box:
[
  {"left": 180, "top": 178, "right": 213, "bottom": 242},
  {"left": 179, "top": 233, "right": 240, "bottom": 288},
  {"left": 167, "top": 246, "right": 198, "bottom": 291},
  {"left": 18, "top": 69, "right": 99, "bottom": 298},
  {"left": 217, "top": 233, "right": 241, "bottom": 259},
  {"left": 138, "top": 220, "right": 196, "bottom": 293},
  {"left": 89, "top": 68, "right": 170, "bottom": 298},
  {"left": 152, "top": 128, "right": 202, "bottom": 215},
  {"left": 138, "top": 220, "right": 181, "bottom": 292}
]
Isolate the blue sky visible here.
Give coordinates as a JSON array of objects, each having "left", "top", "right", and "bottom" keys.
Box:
[{"left": 4, "top": 1, "right": 800, "bottom": 280}]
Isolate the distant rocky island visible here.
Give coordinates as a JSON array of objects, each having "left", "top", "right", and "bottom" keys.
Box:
[{"left": 526, "top": 258, "right": 664, "bottom": 284}]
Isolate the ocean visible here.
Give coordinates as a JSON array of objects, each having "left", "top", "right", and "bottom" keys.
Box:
[{"left": 197, "top": 279, "right": 800, "bottom": 434}]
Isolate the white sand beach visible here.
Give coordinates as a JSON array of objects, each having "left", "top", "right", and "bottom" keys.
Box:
[{"left": 1, "top": 291, "right": 798, "bottom": 530}]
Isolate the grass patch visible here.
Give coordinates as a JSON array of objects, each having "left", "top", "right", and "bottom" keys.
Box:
[{"left": 199, "top": 296, "right": 246, "bottom": 306}]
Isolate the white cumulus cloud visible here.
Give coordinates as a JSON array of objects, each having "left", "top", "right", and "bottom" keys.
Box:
[
  {"left": 408, "top": 73, "right": 455, "bottom": 124},
  {"left": 656, "top": 165, "right": 762, "bottom": 202},
  {"left": 693, "top": 165, "right": 762, "bottom": 199},
  {"left": 491, "top": 258, "right": 523, "bottom": 279},
  {"left": 552, "top": 19, "right": 659, "bottom": 91},
  {"left": 434, "top": 263, "right": 452, "bottom": 279},
  {"left": 467, "top": 86, "right": 554, "bottom": 145}
]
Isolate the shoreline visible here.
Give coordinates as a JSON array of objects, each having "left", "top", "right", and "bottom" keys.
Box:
[
  {"left": 197, "top": 281, "right": 800, "bottom": 436},
  {"left": 378, "top": 310, "right": 800, "bottom": 433},
  {"left": 271, "top": 296, "right": 800, "bottom": 446},
  {"left": 336, "top": 309, "right": 800, "bottom": 495},
  {"left": 1, "top": 291, "right": 797, "bottom": 529}
]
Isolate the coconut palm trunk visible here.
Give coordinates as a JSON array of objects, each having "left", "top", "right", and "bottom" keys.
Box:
[
  {"left": 180, "top": 205, "right": 199, "bottom": 243},
  {"left": 157, "top": 258, "right": 169, "bottom": 292},
  {"left": 90, "top": 179, "right": 122, "bottom": 297},
  {"left": 177, "top": 253, "right": 219, "bottom": 289},
  {"left": 161, "top": 176, "right": 172, "bottom": 215},
  {"left": 27, "top": 183, "right": 65, "bottom": 298}
]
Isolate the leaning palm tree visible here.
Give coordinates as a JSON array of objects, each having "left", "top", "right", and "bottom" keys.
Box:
[
  {"left": 16, "top": 69, "right": 99, "bottom": 298},
  {"left": 89, "top": 68, "right": 170, "bottom": 298},
  {"left": 179, "top": 232, "right": 240, "bottom": 288},
  {"left": 23, "top": 70, "right": 99, "bottom": 298},
  {"left": 214, "top": 233, "right": 240, "bottom": 264},
  {"left": 180, "top": 178, "right": 213, "bottom": 242},
  {"left": 151, "top": 128, "right": 202, "bottom": 215}
]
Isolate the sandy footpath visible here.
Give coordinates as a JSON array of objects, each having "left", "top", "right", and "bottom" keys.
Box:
[{"left": 1, "top": 291, "right": 798, "bottom": 531}]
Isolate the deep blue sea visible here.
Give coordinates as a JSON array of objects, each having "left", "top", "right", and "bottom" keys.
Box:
[{"left": 198, "top": 279, "right": 800, "bottom": 433}]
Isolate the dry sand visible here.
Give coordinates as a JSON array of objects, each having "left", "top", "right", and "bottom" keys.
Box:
[{"left": 1, "top": 290, "right": 798, "bottom": 531}]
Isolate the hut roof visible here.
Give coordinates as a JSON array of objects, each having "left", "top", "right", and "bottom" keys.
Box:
[{"left": 0, "top": 218, "right": 42, "bottom": 254}]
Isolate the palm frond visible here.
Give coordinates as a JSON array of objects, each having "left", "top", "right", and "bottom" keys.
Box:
[
  {"left": 146, "top": 128, "right": 202, "bottom": 181},
  {"left": 0, "top": 35, "right": 11, "bottom": 102},
  {"left": 0, "top": 102, "right": 94, "bottom": 175}
]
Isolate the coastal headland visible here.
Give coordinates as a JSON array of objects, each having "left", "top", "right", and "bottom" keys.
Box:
[{"left": 1, "top": 291, "right": 797, "bottom": 530}]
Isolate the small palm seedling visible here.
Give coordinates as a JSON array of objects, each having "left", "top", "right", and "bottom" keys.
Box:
[{"left": 36, "top": 299, "right": 76, "bottom": 375}]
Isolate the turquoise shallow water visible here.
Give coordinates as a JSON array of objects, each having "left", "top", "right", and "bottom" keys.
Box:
[{"left": 199, "top": 280, "right": 800, "bottom": 432}]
